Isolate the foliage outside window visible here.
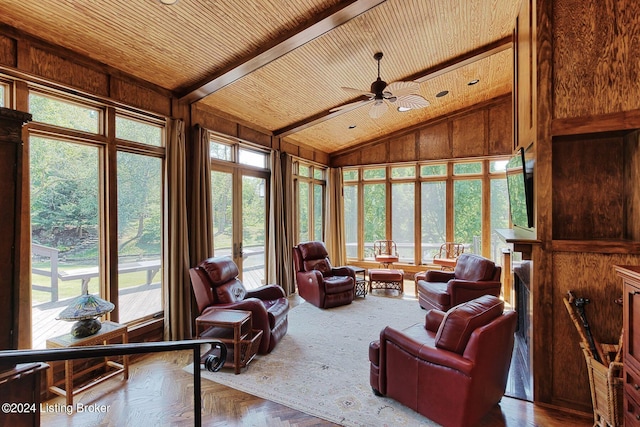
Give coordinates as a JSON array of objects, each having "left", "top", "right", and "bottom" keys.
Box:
[
  {"left": 344, "top": 158, "right": 509, "bottom": 265},
  {"left": 28, "top": 89, "right": 166, "bottom": 348},
  {"left": 116, "top": 115, "right": 163, "bottom": 147},
  {"left": 344, "top": 185, "right": 358, "bottom": 258},
  {"left": 363, "top": 168, "right": 386, "bottom": 180},
  {"left": 293, "top": 160, "right": 326, "bottom": 244},
  {"left": 209, "top": 137, "right": 269, "bottom": 288},
  {"left": 392, "top": 182, "right": 415, "bottom": 261},
  {"left": 29, "top": 92, "right": 100, "bottom": 133},
  {"left": 117, "top": 152, "right": 163, "bottom": 323},
  {"left": 211, "top": 141, "right": 233, "bottom": 161},
  {"left": 363, "top": 183, "right": 385, "bottom": 258}
]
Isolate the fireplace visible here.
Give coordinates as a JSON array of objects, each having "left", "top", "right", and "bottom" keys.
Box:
[{"left": 512, "top": 260, "right": 532, "bottom": 400}]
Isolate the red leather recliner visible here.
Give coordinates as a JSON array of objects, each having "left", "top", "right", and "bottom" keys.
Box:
[
  {"left": 416, "top": 253, "right": 502, "bottom": 311},
  {"left": 292, "top": 241, "right": 355, "bottom": 308},
  {"left": 189, "top": 256, "right": 289, "bottom": 354},
  {"left": 369, "top": 295, "right": 517, "bottom": 427}
]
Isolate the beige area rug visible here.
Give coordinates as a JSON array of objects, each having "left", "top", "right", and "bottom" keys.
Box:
[{"left": 186, "top": 295, "right": 441, "bottom": 426}]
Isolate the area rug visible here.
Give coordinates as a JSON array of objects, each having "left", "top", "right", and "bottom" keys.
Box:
[{"left": 186, "top": 295, "right": 441, "bottom": 426}]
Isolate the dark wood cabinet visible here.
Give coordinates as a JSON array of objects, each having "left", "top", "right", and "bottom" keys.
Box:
[
  {"left": 616, "top": 265, "right": 640, "bottom": 425},
  {"left": 0, "top": 107, "right": 31, "bottom": 351}
]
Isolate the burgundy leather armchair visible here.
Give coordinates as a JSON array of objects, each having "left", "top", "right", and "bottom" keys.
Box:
[
  {"left": 416, "top": 253, "right": 502, "bottom": 311},
  {"left": 189, "top": 256, "right": 289, "bottom": 354},
  {"left": 292, "top": 241, "right": 355, "bottom": 308},
  {"left": 369, "top": 295, "right": 517, "bottom": 427}
]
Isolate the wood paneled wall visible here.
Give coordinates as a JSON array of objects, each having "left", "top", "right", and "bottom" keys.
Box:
[
  {"left": 553, "top": 0, "right": 640, "bottom": 119},
  {"left": 191, "top": 103, "right": 330, "bottom": 165},
  {"left": 330, "top": 95, "right": 512, "bottom": 166},
  {"left": 517, "top": 0, "right": 640, "bottom": 413},
  {"left": 552, "top": 135, "right": 626, "bottom": 240}
]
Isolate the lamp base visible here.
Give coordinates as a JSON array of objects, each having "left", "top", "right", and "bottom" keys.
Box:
[{"left": 71, "top": 318, "right": 102, "bottom": 338}]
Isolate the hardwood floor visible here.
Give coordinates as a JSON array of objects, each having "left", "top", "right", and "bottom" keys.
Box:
[
  {"left": 40, "top": 287, "right": 593, "bottom": 426},
  {"left": 40, "top": 348, "right": 593, "bottom": 427}
]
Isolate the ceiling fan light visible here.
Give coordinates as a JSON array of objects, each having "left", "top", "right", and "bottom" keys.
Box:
[
  {"left": 397, "top": 106, "right": 412, "bottom": 112},
  {"left": 158, "top": 0, "right": 178, "bottom": 5},
  {"left": 467, "top": 79, "right": 480, "bottom": 86}
]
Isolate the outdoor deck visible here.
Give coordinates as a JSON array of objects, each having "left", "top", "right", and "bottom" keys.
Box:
[{"left": 32, "top": 268, "right": 265, "bottom": 349}]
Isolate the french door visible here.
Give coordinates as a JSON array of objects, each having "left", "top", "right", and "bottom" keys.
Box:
[{"left": 211, "top": 167, "right": 268, "bottom": 289}]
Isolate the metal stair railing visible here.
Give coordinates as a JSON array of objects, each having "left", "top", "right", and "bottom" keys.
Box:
[{"left": 0, "top": 339, "right": 227, "bottom": 427}]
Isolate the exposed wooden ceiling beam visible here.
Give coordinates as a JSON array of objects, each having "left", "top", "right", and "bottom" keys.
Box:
[
  {"left": 178, "top": 0, "right": 388, "bottom": 104},
  {"left": 273, "top": 35, "right": 513, "bottom": 138}
]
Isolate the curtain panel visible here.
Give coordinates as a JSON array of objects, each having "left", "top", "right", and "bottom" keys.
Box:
[
  {"left": 325, "top": 167, "right": 346, "bottom": 266},
  {"left": 267, "top": 151, "right": 295, "bottom": 295},
  {"left": 164, "top": 118, "right": 191, "bottom": 340},
  {"left": 189, "top": 125, "right": 214, "bottom": 265}
]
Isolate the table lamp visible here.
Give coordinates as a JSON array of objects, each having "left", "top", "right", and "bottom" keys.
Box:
[{"left": 57, "top": 292, "right": 115, "bottom": 338}]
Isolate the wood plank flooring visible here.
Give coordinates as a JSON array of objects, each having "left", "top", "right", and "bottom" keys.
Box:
[
  {"left": 40, "top": 348, "right": 593, "bottom": 427},
  {"left": 40, "top": 284, "right": 593, "bottom": 426}
]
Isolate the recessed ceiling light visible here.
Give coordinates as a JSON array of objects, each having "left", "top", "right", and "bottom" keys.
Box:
[
  {"left": 348, "top": 124, "right": 357, "bottom": 129},
  {"left": 158, "top": 0, "right": 178, "bottom": 4},
  {"left": 397, "top": 106, "right": 411, "bottom": 112},
  {"left": 467, "top": 79, "right": 480, "bottom": 86},
  {"left": 436, "top": 90, "right": 449, "bottom": 98}
]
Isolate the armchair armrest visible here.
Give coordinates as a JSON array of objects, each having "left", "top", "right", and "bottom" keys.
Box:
[
  {"left": 246, "top": 284, "right": 286, "bottom": 300},
  {"left": 380, "top": 326, "right": 473, "bottom": 375},
  {"left": 447, "top": 279, "right": 502, "bottom": 307},
  {"left": 331, "top": 266, "right": 355, "bottom": 279},
  {"left": 424, "top": 309, "right": 446, "bottom": 332},
  {"left": 424, "top": 270, "right": 455, "bottom": 282}
]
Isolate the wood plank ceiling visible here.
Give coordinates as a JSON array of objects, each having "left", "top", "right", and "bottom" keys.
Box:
[{"left": 0, "top": 0, "right": 521, "bottom": 154}]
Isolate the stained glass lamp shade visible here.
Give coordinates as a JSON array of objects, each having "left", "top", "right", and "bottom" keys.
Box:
[{"left": 58, "top": 292, "right": 115, "bottom": 338}]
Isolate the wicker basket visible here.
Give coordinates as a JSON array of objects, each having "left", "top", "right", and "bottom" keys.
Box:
[
  {"left": 564, "top": 295, "right": 623, "bottom": 427},
  {"left": 580, "top": 342, "right": 623, "bottom": 427}
]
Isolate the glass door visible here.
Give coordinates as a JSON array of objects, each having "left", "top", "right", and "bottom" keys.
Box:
[
  {"left": 211, "top": 168, "right": 268, "bottom": 289},
  {"left": 240, "top": 174, "right": 267, "bottom": 289}
]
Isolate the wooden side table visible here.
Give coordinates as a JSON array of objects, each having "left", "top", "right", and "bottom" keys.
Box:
[
  {"left": 196, "top": 309, "right": 262, "bottom": 374},
  {"left": 46, "top": 320, "right": 128, "bottom": 405},
  {"left": 349, "top": 266, "right": 367, "bottom": 298}
]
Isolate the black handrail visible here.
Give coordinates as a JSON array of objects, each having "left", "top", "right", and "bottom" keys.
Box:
[{"left": 0, "top": 339, "right": 227, "bottom": 427}]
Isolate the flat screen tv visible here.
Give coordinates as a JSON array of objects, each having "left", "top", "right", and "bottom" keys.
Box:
[{"left": 506, "top": 147, "right": 534, "bottom": 229}]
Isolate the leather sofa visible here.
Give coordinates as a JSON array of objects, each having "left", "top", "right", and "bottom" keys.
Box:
[
  {"left": 416, "top": 253, "right": 502, "bottom": 311},
  {"left": 369, "top": 295, "right": 517, "bottom": 427},
  {"left": 189, "top": 256, "right": 289, "bottom": 354},
  {"left": 292, "top": 241, "right": 355, "bottom": 308}
]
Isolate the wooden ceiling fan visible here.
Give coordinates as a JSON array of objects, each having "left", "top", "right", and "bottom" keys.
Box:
[{"left": 330, "top": 52, "right": 430, "bottom": 119}]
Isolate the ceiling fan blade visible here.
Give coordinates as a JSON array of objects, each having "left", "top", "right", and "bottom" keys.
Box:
[
  {"left": 329, "top": 99, "right": 373, "bottom": 113},
  {"left": 395, "top": 94, "right": 430, "bottom": 109},
  {"left": 341, "top": 86, "right": 375, "bottom": 97},
  {"left": 386, "top": 81, "right": 421, "bottom": 97},
  {"left": 369, "top": 100, "right": 388, "bottom": 119}
]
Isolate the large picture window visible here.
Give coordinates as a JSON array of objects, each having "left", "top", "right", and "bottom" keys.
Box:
[
  {"left": 293, "top": 160, "right": 326, "bottom": 244},
  {"left": 343, "top": 159, "right": 509, "bottom": 266},
  {"left": 28, "top": 89, "right": 166, "bottom": 348}
]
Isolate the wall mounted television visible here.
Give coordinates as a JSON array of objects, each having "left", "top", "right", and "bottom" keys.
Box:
[{"left": 506, "top": 147, "right": 534, "bottom": 229}]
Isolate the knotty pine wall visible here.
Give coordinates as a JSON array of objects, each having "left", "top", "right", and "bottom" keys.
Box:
[
  {"left": 521, "top": 0, "right": 640, "bottom": 413},
  {"left": 330, "top": 94, "right": 512, "bottom": 166}
]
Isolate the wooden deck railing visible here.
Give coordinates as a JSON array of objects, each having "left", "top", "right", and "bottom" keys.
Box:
[
  {"left": 32, "top": 244, "right": 161, "bottom": 301},
  {"left": 0, "top": 339, "right": 226, "bottom": 427}
]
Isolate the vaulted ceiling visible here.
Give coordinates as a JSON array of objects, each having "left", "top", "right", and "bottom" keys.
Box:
[{"left": 0, "top": 0, "right": 520, "bottom": 154}]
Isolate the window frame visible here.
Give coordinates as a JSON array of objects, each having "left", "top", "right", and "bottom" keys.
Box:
[{"left": 343, "top": 157, "right": 510, "bottom": 266}]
